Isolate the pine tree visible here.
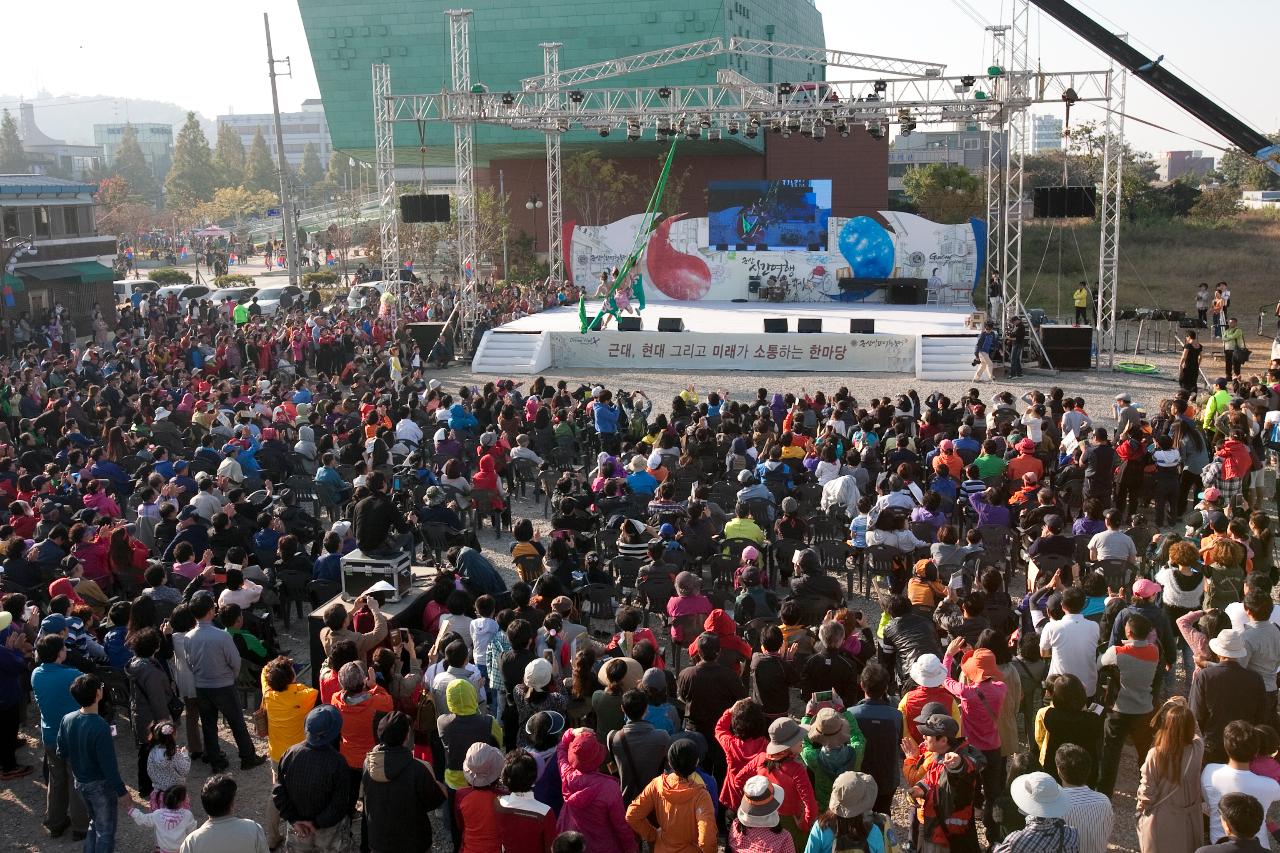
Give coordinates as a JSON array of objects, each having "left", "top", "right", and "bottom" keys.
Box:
[
  {"left": 244, "top": 129, "right": 277, "bottom": 194},
  {"left": 326, "top": 149, "right": 353, "bottom": 188},
  {"left": 212, "top": 123, "right": 246, "bottom": 189},
  {"left": 112, "top": 125, "right": 160, "bottom": 203},
  {"left": 164, "top": 112, "right": 217, "bottom": 209},
  {"left": 298, "top": 143, "right": 324, "bottom": 191},
  {"left": 0, "top": 110, "right": 27, "bottom": 174}
]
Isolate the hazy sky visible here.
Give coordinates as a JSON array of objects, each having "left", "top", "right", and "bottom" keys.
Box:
[{"left": 1, "top": 0, "right": 1274, "bottom": 156}]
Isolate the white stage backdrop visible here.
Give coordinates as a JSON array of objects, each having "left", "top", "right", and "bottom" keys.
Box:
[
  {"left": 566, "top": 210, "right": 983, "bottom": 304},
  {"left": 549, "top": 331, "right": 915, "bottom": 372}
]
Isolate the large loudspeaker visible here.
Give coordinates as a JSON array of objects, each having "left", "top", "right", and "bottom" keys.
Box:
[
  {"left": 657, "top": 317, "right": 684, "bottom": 332},
  {"left": 797, "top": 318, "right": 823, "bottom": 333},
  {"left": 1039, "top": 324, "right": 1093, "bottom": 370},
  {"left": 1033, "top": 186, "right": 1098, "bottom": 219},
  {"left": 887, "top": 280, "right": 928, "bottom": 305},
  {"left": 400, "top": 194, "right": 451, "bottom": 223},
  {"left": 406, "top": 322, "right": 447, "bottom": 352},
  {"left": 617, "top": 316, "right": 643, "bottom": 332},
  {"left": 763, "top": 318, "right": 788, "bottom": 334},
  {"left": 1179, "top": 317, "right": 1207, "bottom": 329},
  {"left": 850, "top": 319, "right": 875, "bottom": 334}
]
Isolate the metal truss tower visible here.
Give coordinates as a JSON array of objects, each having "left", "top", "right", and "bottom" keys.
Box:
[
  {"left": 542, "top": 43, "right": 564, "bottom": 287},
  {"left": 372, "top": 63, "right": 400, "bottom": 289},
  {"left": 984, "top": 26, "right": 1008, "bottom": 321},
  {"left": 447, "top": 9, "right": 479, "bottom": 347},
  {"left": 1095, "top": 64, "right": 1126, "bottom": 366}
]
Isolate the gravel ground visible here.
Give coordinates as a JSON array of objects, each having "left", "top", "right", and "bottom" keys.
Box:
[{"left": 0, "top": 349, "right": 1223, "bottom": 851}]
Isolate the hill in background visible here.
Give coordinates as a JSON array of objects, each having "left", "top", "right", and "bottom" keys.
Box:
[{"left": 0, "top": 93, "right": 214, "bottom": 144}]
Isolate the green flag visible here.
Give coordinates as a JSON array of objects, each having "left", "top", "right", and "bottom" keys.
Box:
[
  {"left": 632, "top": 274, "right": 646, "bottom": 311},
  {"left": 578, "top": 293, "right": 587, "bottom": 330}
]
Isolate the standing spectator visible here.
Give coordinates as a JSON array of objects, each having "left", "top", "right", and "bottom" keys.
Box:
[
  {"left": 178, "top": 774, "right": 268, "bottom": 853},
  {"left": 362, "top": 711, "right": 448, "bottom": 853},
  {"left": 727, "top": 718, "right": 819, "bottom": 851},
  {"left": 31, "top": 633, "right": 86, "bottom": 838},
  {"left": 973, "top": 323, "right": 997, "bottom": 382},
  {"left": 1238, "top": 590, "right": 1280, "bottom": 721},
  {"left": 1096, "top": 613, "right": 1159, "bottom": 796},
  {"left": 1034, "top": 674, "right": 1104, "bottom": 784},
  {"left": 438, "top": 678, "right": 503, "bottom": 792},
  {"left": 941, "top": 638, "right": 1007, "bottom": 844},
  {"left": 1039, "top": 587, "right": 1100, "bottom": 697},
  {"left": 125, "top": 628, "right": 173, "bottom": 799},
  {"left": 495, "top": 750, "right": 559, "bottom": 853},
  {"left": 801, "top": 771, "right": 894, "bottom": 853},
  {"left": 849, "top": 663, "right": 903, "bottom": 815},
  {"left": 1190, "top": 628, "right": 1267, "bottom": 764},
  {"left": 260, "top": 656, "right": 318, "bottom": 850},
  {"left": 56, "top": 674, "right": 130, "bottom": 853},
  {"left": 166, "top": 605, "right": 203, "bottom": 762},
  {"left": 715, "top": 699, "right": 770, "bottom": 815},
  {"left": 0, "top": 608, "right": 30, "bottom": 780},
  {"left": 608, "top": 688, "right": 671, "bottom": 804},
  {"left": 625, "top": 738, "right": 717, "bottom": 853},
  {"left": 676, "top": 633, "right": 747, "bottom": 781},
  {"left": 995, "top": 772, "right": 1080, "bottom": 853},
  {"left": 902, "top": 713, "right": 981, "bottom": 853},
  {"left": 1198, "top": 793, "right": 1268, "bottom": 853},
  {"left": 1056, "top": 744, "right": 1113, "bottom": 853},
  {"left": 1202, "top": 721, "right": 1280, "bottom": 846},
  {"left": 333, "top": 660, "right": 394, "bottom": 807},
  {"left": 800, "top": 706, "right": 865, "bottom": 810},
  {"left": 1137, "top": 698, "right": 1204, "bottom": 853},
  {"left": 184, "top": 592, "right": 263, "bottom": 773},
  {"left": 728, "top": 775, "right": 795, "bottom": 853},
  {"left": 273, "top": 704, "right": 349, "bottom": 853},
  {"left": 1222, "top": 318, "right": 1246, "bottom": 380},
  {"left": 557, "top": 727, "right": 635, "bottom": 853}
]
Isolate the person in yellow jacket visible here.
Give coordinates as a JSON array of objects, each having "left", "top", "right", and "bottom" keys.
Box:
[
  {"left": 259, "top": 657, "right": 319, "bottom": 850},
  {"left": 1072, "top": 282, "right": 1090, "bottom": 325},
  {"left": 1201, "top": 377, "right": 1232, "bottom": 435}
]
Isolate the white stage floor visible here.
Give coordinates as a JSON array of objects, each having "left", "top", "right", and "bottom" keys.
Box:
[{"left": 497, "top": 300, "right": 976, "bottom": 337}]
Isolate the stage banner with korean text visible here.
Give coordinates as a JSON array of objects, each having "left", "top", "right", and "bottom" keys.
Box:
[{"left": 549, "top": 332, "right": 915, "bottom": 372}]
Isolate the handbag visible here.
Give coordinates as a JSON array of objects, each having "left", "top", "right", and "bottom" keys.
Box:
[{"left": 252, "top": 703, "right": 269, "bottom": 738}]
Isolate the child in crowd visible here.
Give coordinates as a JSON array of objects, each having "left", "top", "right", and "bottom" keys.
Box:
[
  {"left": 848, "top": 496, "right": 873, "bottom": 552},
  {"left": 129, "top": 785, "right": 197, "bottom": 853},
  {"left": 470, "top": 594, "right": 499, "bottom": 687},
  {"left": 145, "top": 721, "right": 191, "bottom": 810},
  {"left": 641, "top": 667, "right": 681, "bottom": 734},
  {"left": 750, "top": 625, "right": 800, "bottom": 720}
]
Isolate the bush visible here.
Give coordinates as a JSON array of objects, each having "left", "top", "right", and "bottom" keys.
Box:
[
  {"left": 302, "top": 270, "right": 339, "bottom": 286},
  {"left": 213, "top": 274, "right": 256, "bottom": 288},
  {"left": 147, "top": 268, "right": 192, "bottom": 285}
]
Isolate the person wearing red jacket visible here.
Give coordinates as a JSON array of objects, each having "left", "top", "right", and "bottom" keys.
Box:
[
  {"left": 726, "top": 718, "right": 819, "bottom": 851},
  {"left": 1217, "top": 430, "right": 1253, "bottom": 505},
  {"left": 714, "top": 700, "right": 769, "bottom": 811},
  {"left": 689, "top": 610, "right": 752, "bottom": 675},
  {"left": 902, "top": 713, "right": 981, "bottom": 853}
]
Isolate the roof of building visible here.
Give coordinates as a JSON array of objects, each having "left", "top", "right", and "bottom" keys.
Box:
[{"left": 0, "top": 175, "right": 97, "bottom": 195}]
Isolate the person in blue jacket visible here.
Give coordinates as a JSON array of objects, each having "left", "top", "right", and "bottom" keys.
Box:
[
  {"left": 0, "top": 611, "right": 32, "bottom": 780},
  {"left": 32, "top": 632, "right": 87, "bottom": 836},
  {"left": 593, "top": 390, "right": 621, "bottom": 452},
  {"left": 973, "top": 321, "right": 997, "bottom": 382},
  {"left": 448, "top": 401, "right": 478, "bottom": 434}
]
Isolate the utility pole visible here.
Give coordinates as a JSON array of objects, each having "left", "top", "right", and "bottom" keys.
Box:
[{"left": 264, "top": 13, "right": 299, "bottom": 286}]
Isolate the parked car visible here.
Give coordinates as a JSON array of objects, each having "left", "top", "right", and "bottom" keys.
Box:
[
  {"left": 254, "top": 285, "right": 303, "bottom": 317},
  {"left": 113, "top": 279, "right": 159, "bottom": 306},
  {"left": 209, "top": 286, "right": 258, "bottom": 305},
  {"left": 153, "top": 284, "right": 213, "bottom": 313},
  {"left": 345, "top": 282, "right": 391, "bottom": 312}
]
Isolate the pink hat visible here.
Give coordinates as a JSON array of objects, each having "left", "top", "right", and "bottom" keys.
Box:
[
  {"left": 1016, "top": 437, "right": 1037, "bottom": 454},
  {"left": 741, "top": 546, "right": 761, "bottom": 563},
  {"left": 1203, "top": 487, "right": 1222, "bottom": 502},
  {"left": 939, "top": 439, "right": 954, "bottom": 451},
  {"left": 1022, "top": 471, "right": 1038, "bottom": 483},
  {"left": 1132, "top": 578, "right": 1162, "bottom": 599}
]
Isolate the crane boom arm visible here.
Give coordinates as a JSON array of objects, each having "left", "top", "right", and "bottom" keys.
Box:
[{"left": 1030, "top": 0, "right": 1280, "bottom": 174}]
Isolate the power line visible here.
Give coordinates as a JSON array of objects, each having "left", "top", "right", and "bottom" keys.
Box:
[{"left": 1080, "top": 102, "right": 1231, "bottom": 152}]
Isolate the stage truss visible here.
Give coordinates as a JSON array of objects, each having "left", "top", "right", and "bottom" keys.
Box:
[{"left": 372, "top": 0, "right": 1124, "bottom": 363}]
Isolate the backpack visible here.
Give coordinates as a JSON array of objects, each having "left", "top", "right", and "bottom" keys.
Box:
[
  {"left": 1204, "top": 565, "right": 1244, "bottom": 611},
  {"left": 834, "top": 814, "right": 899, "bottom": 853},
  {"left": 412, "top": 684, "right": 438, "bottom": 738}
]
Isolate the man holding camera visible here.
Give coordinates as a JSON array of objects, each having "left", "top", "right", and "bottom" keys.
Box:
[{"left": 353, "top": 472, "right": 413, "bottom": 557}]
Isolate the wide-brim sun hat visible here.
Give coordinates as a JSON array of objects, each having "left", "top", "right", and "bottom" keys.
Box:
[
  {"left": 737, "top": 776, "right": 785, "bottom": 828},
  {"left": 1010, "top": 771, "right": 1068, "bottom": 819},
  {"left": 910, "top": 653, "right": 946, "bottom": 689}
]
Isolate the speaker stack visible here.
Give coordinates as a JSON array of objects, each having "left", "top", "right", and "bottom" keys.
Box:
[
  {"left": 399, "top": 194, "right": 451, "bottom": 223},
  {"left": 887, "top": 279, "right": 928, "bottom": 305},
  {"left": 797, "top": 318, "right": 822, "bottom": 333},
  {"left": 763, "top": 318, "right": 788, "bottom": 334},
  {"left": 657, "top": 317, "right": 684, "bottom": 332},
  {"left": 849, "top": 319, "right": 875, "bottom": 334},
  {"left": 617, "top": 316, "right": 643, "bottom": 332},
  {"left": 1039, "top": 324, "right": 1093, "bottom": 370}
]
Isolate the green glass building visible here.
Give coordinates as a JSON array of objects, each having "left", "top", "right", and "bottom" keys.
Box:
[{"left": 297, "top": 0, "right": 826, "bottom": 165}]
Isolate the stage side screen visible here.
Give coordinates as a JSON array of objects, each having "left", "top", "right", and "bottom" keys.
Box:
[{"left": 707, "top": 179, "right": 832, "bottom": 251}]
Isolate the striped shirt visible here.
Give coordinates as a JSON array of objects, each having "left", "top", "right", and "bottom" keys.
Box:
[{"left": 1061, "top": 785, "right": 1113, "bottom": 853}]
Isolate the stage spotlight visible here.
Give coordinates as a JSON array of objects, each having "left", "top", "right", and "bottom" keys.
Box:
[
  {"left": 837, "top": 121, "right": 849, "bottom": 137},
  {"left": 800, "top": 121, "right": 813, "bottom": 138},
  {"left": 769, "top": 119, "right": 782, "bottom": 134},
  {"left": 812, "top": 124, "right": 826, "bottom": 140},
  {"left": 874, "top": 79, "right": 887, "bottom": 93},
  {"left": 778, "top": 81, "right": 794, "bottom": 95},
  {"left": 501, "top": 91, "right": 515, "bottom": 105},
  {"left": 569, "top": 90, "right": 584, "bottom": 103},
  {"left": 658, "top": 86, "right": 672, "bottom": 99},
  {"left": 698, "top": 114, "right": 711, "bottom": 128},
  {"left": 707, "top": 128, "right": 722, "bottom": 141},
  {"left": 598, "top": 127, "right": 610, "bottom": 137},
  {"left": 868, "top": 124, "right": 883, "bottom": 140},
  {"left": 555, "top": 118, "right": 569, "bottom": 133},
  {"left": 745, "top": 126, "right": 759, "bottom": 139},
  {"left": 786, "top": 116, "right": 801, "bottom": 132},
  {"left": 1061, "top": 87, "right": 1080, "bottom": 105},
  {"left": 727, "top": 120, "right": 740, "bottom": 135},
  {"left": 626, "top": 126, "right": 641, "bottom": 141},
  {"left": 960, "top": 75, "right": 976, "bottom": 89}
]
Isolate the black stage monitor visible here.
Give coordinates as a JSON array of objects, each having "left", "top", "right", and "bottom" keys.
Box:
[
  {"left": 763, "top": 318, "right": 788, "bottom": 334},
  {"left": 400, "top": 194, "right": 451, "bottom": 223},
  {"left": 617, "top": 316, "right": 643, "bottom": 332},
  {"left": 797, "top": 318, "right": 822, "bottom": 333},
  {"left": 657, "top": 317, "right": 684, "bottom": 332},
  {"left": 850, "top": 319, "right": 875, "bottom": 334}
]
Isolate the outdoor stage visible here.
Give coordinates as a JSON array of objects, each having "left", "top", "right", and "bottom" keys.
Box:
[{"left": 473, "top": 300, "right": 982, "bottom": 376}]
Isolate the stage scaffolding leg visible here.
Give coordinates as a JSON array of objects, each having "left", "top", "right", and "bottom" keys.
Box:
[
  {"left": 1096, "top": 66, "right": 1125, "bottom": 368},
  {"left": 542, "top": 42, "right": 564, "bottom": 287},
  {"left": 984, "top": 25, "right": 1007, "bottom": 320},
  {"left": 373, "top": 64, "right": 400, "bottom": 293},
  {"left": 448, "top": 8, "right": 479, "bottom": 350}
]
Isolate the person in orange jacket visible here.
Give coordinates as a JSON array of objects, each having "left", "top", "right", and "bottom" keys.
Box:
[{"left": 626, "top": 738, "right": 717, "bottom": 853}]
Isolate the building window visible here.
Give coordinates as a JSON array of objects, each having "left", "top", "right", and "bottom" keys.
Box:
[
  {"left": 63, "top": 207, "right": 80, "bottom": 236},
  {"left": 1, "top": 209, "right": 16, "bottom": 239},
  {"left": 33, "top": 206, "right": 50, "bottom": 239},
  {"left": 962, "top": 138, "right": 980, "bottom": 150}
]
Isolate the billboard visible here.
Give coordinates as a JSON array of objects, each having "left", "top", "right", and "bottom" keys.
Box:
[{"left": 707, "top": 179, "right": 832, "bottom": 251}]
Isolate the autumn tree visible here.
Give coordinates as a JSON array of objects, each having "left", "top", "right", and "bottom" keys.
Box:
[
  {"left": 192, "top": 186, "right": 280, "bottom": 225},
  {"left": 902, "top": 163, "right": 985, "bottom": 223},
  {"left": 212, "top": 124, "right": 247, "bottom": 188},
  {"left": 165, "top": 112, "right": 217, "bottom": 209},
  {"left": 563, "top": 151, "right": 640, "bottom": 225},
  {"left": 244, "top": 129, "right": 277, "bottom": 194},
  {"left": 0, "top": 110, "right": 27, "bottom": 174},
  {"left": 95, "top": 176, "right": 157, "bottom": 238}
]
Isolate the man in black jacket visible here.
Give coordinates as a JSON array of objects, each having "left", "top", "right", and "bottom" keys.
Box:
[
  {"left": 274, "top": 704, "right": 351, "bottom": 850},
  {"left": 880, "top": 595, "right": 944, "bottom": 691},
  {"left": 352, "top": 472, "right": 411, "bottom": 555},
  {"left": 1082, "top": 428, "right": 1116, "bottom": 508},
  {"left": 362, "top": 711, "right": 447, "bottom": 853}
]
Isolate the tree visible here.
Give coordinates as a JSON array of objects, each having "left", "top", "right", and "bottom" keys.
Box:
[
  {"left": 165, "top": 112, "right": 217, "bottom": 209},
  {"left": 95, "top": 175, "right": 157, "bottom": 237},
  {"left": 212, "top": 124, "right": 246, "bottom": 189},
  {"left": 656, "top": 155, "right": 693, "bottom": 220},
  {"left": 191, "top": 186, "right": 280, "bottom": 225},
  {"left": 901, "top": 163, "right": 985, "bottom": 223},
  {"left": 326, "top": 150, "right": 354, "bottom": 189},
  {"left": 0, "top": 109, "right": 26, "bottom": 174},
  {"left": 563, "top": 150, "right": 640, "bottom": 225},
  {"left": 1216, "top": 133, "right": 1280, "bottom": 191},
  {"left": 111, "top": 125, "right": 160, "bottom": 204},
  {"left": 298, "top": 143, "right": 324, "bottom": 192},
  {"left": 244, "top": 129, "right": 277, "bottom": 194},
  {"left": 409, "top": 187, "right": 510, "bottom": 274},
  {"left": 1188, "top": 186, "right": 1243, "bottom": 224}
]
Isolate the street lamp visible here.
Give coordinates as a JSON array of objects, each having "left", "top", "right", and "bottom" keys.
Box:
[
  {"left": 525, "top": 194, "right": 544, "bottom": 254},
  {"left": 2, "top": 237, "right": 37, "bottom": 314}
]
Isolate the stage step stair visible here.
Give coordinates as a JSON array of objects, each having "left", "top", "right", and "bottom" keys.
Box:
[
  {"left": 471, "top": 330, "right": 552, "bottom": 374},
  {"left": 916, "top": 333, "right": 980, "bottom": 380}
]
